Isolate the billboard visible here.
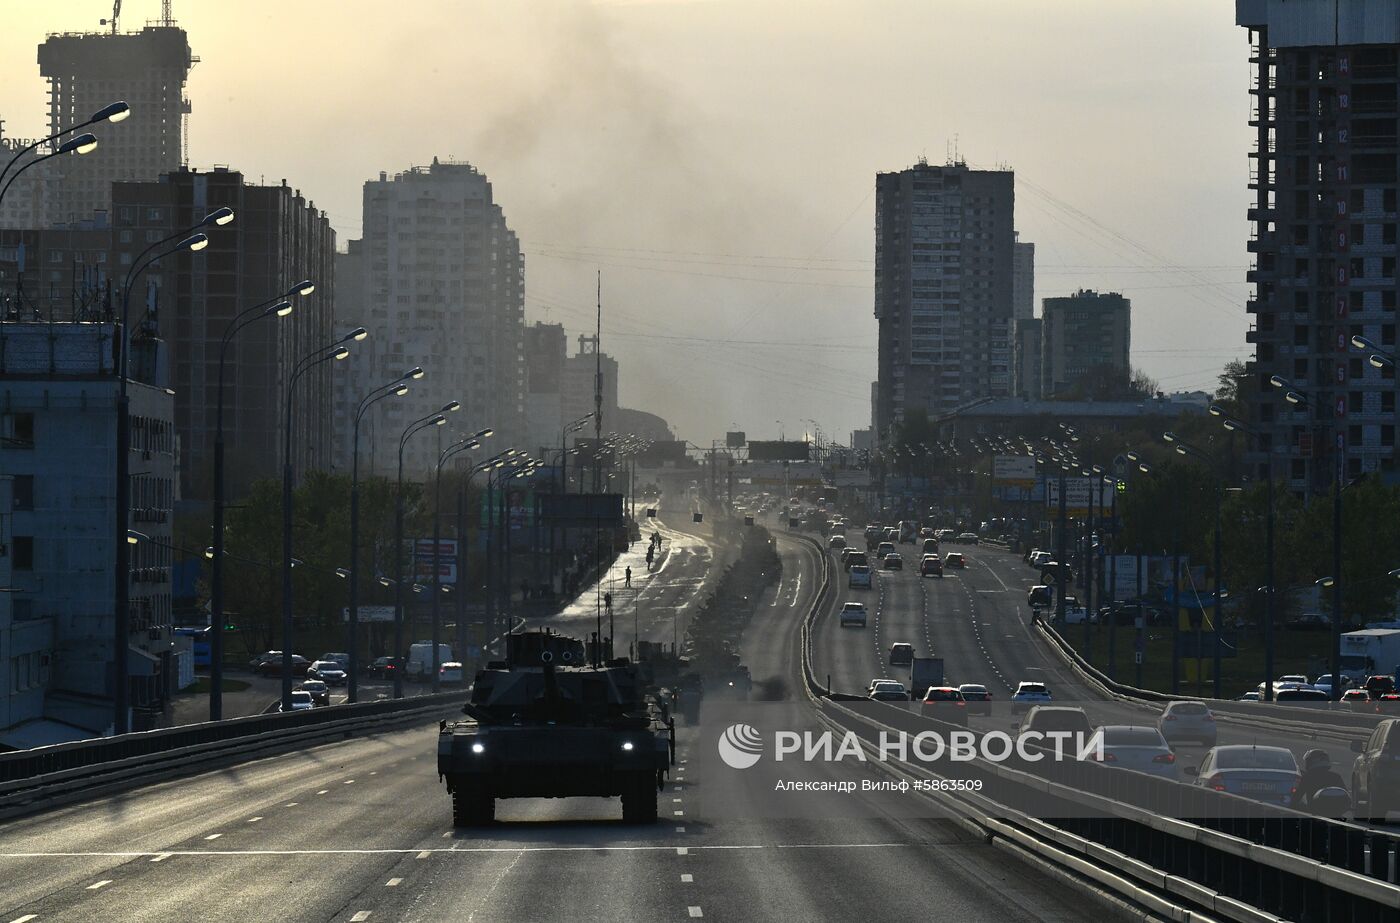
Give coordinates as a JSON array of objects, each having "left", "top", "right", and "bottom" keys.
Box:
[
  {"left": 539, "top": 492, "right": 625, "bottom": 527},
  {"left": 1046, "top": 477, "right": 1114, "bottom": 517},
  {"left": 993, "top": 455, "right": 1037, "bottom": 486},
  {"left": 726, "top": 431, "right": 747, "bottom": 449},
  {"left": 748, "top": 440, "right": 810, "bottom": 462},
  {"left": 413, "top": 538, "right": 458, "bottom": 584}
]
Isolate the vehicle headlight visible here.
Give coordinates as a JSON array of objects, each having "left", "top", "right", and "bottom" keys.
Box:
[
  {"left": 621, "top": 741, "right": 635, "bottom": 751},
  {"left": 471, "top": 742, "right": 485, "bottom": 754}
]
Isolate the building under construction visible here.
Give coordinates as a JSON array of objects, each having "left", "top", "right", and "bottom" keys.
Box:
[{"left": 38, "top": 5, "right": 194, "bottom": 225}]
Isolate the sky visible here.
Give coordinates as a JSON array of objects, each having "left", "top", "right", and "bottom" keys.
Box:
[{"left": 0, "top": 0, "right": 1254, "bottom": 445}]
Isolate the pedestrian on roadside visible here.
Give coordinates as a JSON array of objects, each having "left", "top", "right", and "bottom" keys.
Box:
[{"left": 625, "top": 566, "right": 632, "bottom": 587}]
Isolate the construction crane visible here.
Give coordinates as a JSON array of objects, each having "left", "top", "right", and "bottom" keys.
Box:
[{"left": 100, "top": 1, "right": 121, "bottom": 34}]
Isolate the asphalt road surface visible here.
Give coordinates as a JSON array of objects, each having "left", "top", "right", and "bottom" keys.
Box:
[{"left": 0, "top": 522, "right": 1124, "bottom": 922}]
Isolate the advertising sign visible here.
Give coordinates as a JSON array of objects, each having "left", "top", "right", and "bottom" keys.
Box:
[
  {"left": 413, "top": 538, "right": 458, "bottom": 584},
  {"left": 343, "top": 605, "right": 395, "bottom": 623}
]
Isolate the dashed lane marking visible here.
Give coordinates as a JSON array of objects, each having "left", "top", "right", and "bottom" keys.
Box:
[
  {"left": 417, "top": 850, "right": 431, "bottom": 859},
  {"left": 86, "top": 880, "right": 112, "bottom": 890},
  {"left": 247, "top": 817, "right": 263, "bottom": 823},
  {"left": 676, "top": 847, "right": 688, "bottom": 855},
  {"left": 4, "top": 843, "right": 910, "bottom": 859},
  {"left": 351, "top": 912, "right": 371, "bottom": 922},
  {"left": 681, "top": 874, "right": 694, "bottom": 882},
  {"left": 285, "top": 802, "right": 298, "bottom": 807},
  {"left": 688, "top": 907, "right": 703, "bottom": 918},
  {"left": 386, "top": 878, "right": 403, "bottom": 887},
  {"left": 149, "top": 853, "right": 171, "bottom": 863},
  {"left": 676, "top": 827, "right": 687, "bottom": 833},
  {"left": 316, "top": 790, "right": 329, "bottom": 795},
  {"left": 9, "top": 915, "right": 38, "bottom": 923},
  {"left": 204, "top": 834, "right": 222, "bottom": 841}
]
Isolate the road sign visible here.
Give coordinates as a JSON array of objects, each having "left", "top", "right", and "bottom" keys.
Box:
[
  {"left": 343, "top": 605, "right": 395, "bottom": 623},
  {"left": 993, "top": 455, "right": 1036, "bottom": 486}
]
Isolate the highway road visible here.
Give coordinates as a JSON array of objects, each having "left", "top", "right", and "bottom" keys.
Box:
[
  {"left": 811, "top": 538, "right": 1380, "bottom": 809},
  {"left": 0, "top": 520, "right": 1125, "bottom": 923}
]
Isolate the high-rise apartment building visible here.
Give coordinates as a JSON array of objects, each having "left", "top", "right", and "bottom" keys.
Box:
[
  {"left": 1013, "top": 317, "right": 1043, "bottom": 400},
  {"left": 562, "top": 334, "right": 619, "bottom": 434},
  {"left": 873, "top": 161, "right": 1015, "bottom": 436},
  {"left": 112, "top": 168, "right": 337, "bottom": 500},
  {"left": 338, "top": 159, "right": 524, "bottom": 478},
  {"left": 38, "top": 25, "right": 194, "bottom": 225},
  {"left": 1013, "top": 232, "right": 1035, "bottom": 321},
  {"left": 1040, "top": 290, "right": 1131, "bottom": 397},
  {"left": 524, "top": 322, "right": 567, "bottom": 455},
  {"left": 1239, "top": 1, "right": 1400, "bottom": 489}
]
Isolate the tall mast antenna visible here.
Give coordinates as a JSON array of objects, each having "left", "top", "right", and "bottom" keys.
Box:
[{"left": 593, "top": 270, "right": 603, "bottom": 491}]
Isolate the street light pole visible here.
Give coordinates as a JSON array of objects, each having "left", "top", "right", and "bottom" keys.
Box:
[
  {"left": 347, "top": 369, "right": 421, "bottom": 702},
  {"left": 432, "top": 430, "right": 492, "bottom": 691},
  {"left": 209, "top": 284, "right": 307, "bottom": 720},
  {"left": 1164, "top": 432, "right": 1226, "bottom": 699},
  {"left": 114, "top": 215, "right": 227, "bottom": 733},
  {"left": 281, "top": 329, "right": 364, "bottom": 712}
]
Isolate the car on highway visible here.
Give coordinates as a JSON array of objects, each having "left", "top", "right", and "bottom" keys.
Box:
[
  {"left": 1027, "top": 585, "right": 1053, "bottom": 609},
  {"left": 248, "top": 650, "right": 284, "bottom": 670},
  {"left": 883, "top": 528, "right": 899, "bottom": 544},
  {"left": 828, "top": 534, "right": 847, "bottom": 550},
  {"left": 943, "top": 551, "right": 967, "bottom": 569},
  {"left": 877, "top": 541, "right": 896, "bottom": 558},
  {"left": 920, "top": 554, "right": 944, "bottom": 577},
  {"left": 368, "top": 656, "right": 400, "bottom": 678},
  {"left": 868, "top": 680, "right": 909, "bottom": 702},
  {"left": 848, "top": 564, "right": 873, "bottom": 589},
  {"left": 1157, "top": 700, "right": 1217, "bottom": 747},
  {"left": 883, "top": 552, "right": 904, "bottom": 570},
  {"left": 1029, "top": 550, "right": 1053, "bottom": 568},
  {"left": 1341, "top": 689, "right": 1372, "bottom": 707},
  {"left": 255, "top": 654, "right": 311, "bottom": 677},
  {"left": 936, "top": 529, "right": 956, "bottom": 543},
  {"left": 439, "top": 661, "right": 465, "bottom": 684},
  {"left": 889, "top": 643, "right": 914, "bottom": 666},
  {"left": 1018, "top": 705, "right": 1093, "bottom": 740},
  {"left": 919, "top": 526, "right": 935, "bottom": 538},
  {"left": 840, "top": 601, "right": 869, "bottom": 627},
  {"left": 1187, "top": 745, "right": 1300, "bottom": 807},
  {"left": 1011, "top": 681, "right": 1052, "bottom": 715},
  {"left": 318, "top": 652, "right": 350, "bottom": 669},
  {"left": 1093, "top": 726, "right": 1178, "bottom": 779},
  {"left": 307, "top": 660, "right": 348, "bottom": 686},
  {"left": 839, "top": 547, "right": 854, "bottom": 566},
  {"left": 298, "top": 679, "right": 330, "bottom": 706},
  {"left": 1312, "top": 673, "right": 1349, "bottom": 697},
  {"left": 958, "top": 683, "right": 992, "bottom": 715},
  {"left": 844, "top": 550, "right": 869, "bottom": 571},
  {"left": 921, "top": 686, "right": 968, "bottom": 725},
  {"left": 1236, "top": 691, "right": 1261, "bottom": 702},
  {"left": 279, "top": 690, "right": 315, "bottom": 712},
  {"left": 1275, "top": 687, "right": 1330, "bottom": 704},
  {"left": 956, "top": 532, "right": 979, "bottom": 545},
  {"left": 921, "top": 537, "right": 940, "bottom": 556},
  {"left": 1350, "top": 718, "right": 1400, "bottom": 822},
  {"left": 1365, "top": 675, "right": 1397, "bottom": 699}
]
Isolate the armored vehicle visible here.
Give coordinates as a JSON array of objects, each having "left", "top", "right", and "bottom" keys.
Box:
[{"left": 437, "top": 630, "right": 674, "bottom": 826}]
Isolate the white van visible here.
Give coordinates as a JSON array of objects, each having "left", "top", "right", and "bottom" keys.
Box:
[{"left": 407, "top": 641, "right": 453, "bottom": 681}]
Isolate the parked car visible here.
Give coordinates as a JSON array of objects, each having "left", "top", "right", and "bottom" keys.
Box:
[
  {"left": 1351, "top": 718, "right": 1400, "bottom": 822},
  {"left": 958, "top": 683, "right": 992, "bottom": 716},
  {"left": 839, "top": 602, "right": 869, "bottom": 628},
  {"left": 943, "top": 551, "right": 967, "bottom": 569},
  {"left": 848, "top": 564, "right": 873, "bottom": 590},
  {"left": 920, "top": 554, "right": 944, "bottom": 577},
  {"left": 306, "top": 660, "right": 348, "bottom": 686},
  {"left": 883, "top": 552, "right": 904, "bottom": 570},
  {"left": 867, "top": 680, "right": 908, "bottom": 702},
  {"left": 1011, "top": 681, "right": 1052, "bottom": 715},
  {"left": 889, "top": 643, "right": 914, "bottom": 666},
  {"left": 279, "top": 690, "right": 315, "bottom": 712},
  {"left": 921, "top": 687, "right": 968, "bottom": 725},
  {"left": 255, "top": 654, "right": 310, "bottom": 677},
  {"left": 248, "top": 650, "right": 283, "bottom": 670},
  {"left": 298, "top": 679, "right": 330, "bottom": 706},
  {"left": 1188, "top": 745, "right": 1300, "bottom": 807},
  {"left": 1093, "top": 725, "right": 1179, "bottom": 779},
  {"left": 1158, "top": 700, "right": 1217, "bottom": 747}
]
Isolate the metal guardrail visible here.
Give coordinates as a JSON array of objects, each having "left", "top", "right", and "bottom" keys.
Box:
[
  {"left": 0, "top": 691, "right": 471, "bottom": 818},
  {"left": 798, "top": 537, "right": 1400, "bottom": 921}
]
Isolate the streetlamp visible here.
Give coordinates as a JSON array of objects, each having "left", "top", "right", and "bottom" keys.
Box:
[
  {"left": 345, "top": 367, "right": 421, "bottom": 702},
  {"left": 0, "top": 99, "right": 127, "bottom": 197},
  {"left": 1209, "top": 403, "right": 1278, "bottom": 702},
  {"left": 1163, "top": 432, "right": 1226, "bottom": 699},
  {"left": 1270, "top": 376, "right": 1344, "bottom": 701},
  {"left": 279, "top": 328, "right": 364, "bottom": 712},
  {"left": 393, "top": 402, "right": 459, "bottom": 698},
  {"left": 0, "top": 133, "right": 99, "bottom": 213},
  {"left": 431, "top": 428, "right": 493, "bottom": 691},
  {"left": 448, "top": 449, "right": 514, "bottom": 670},
  {"left": 207, "top": 280, "right": 310, "bottom": 720},
  {"left": 113, "top": 217, "right": 227, "bottom": 734}
]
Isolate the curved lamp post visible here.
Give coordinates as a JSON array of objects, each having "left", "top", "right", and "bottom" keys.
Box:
[
  {"left": 429, "top": 429, "right": 493, "bottom": 690},
  {"left": 0, "top": 99, "right": 127, "bottom": 198},
  {"left": 208, "top": 280, "right": 311, "bottom": 720},
  {"left": 279, "top": 328, "right": 365, "bottom": 712}
]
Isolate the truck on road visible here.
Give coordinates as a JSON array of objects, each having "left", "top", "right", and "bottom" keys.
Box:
[
  {"left": 1340, "top": 629, "right": 1400, "bottom": 685},
  {"left": 909, "top": 656, "right": 945, "bottom": 700}
]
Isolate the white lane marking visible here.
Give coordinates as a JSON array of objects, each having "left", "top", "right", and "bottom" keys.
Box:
[
  {"left": 386, "top": 878, "right": 403, "bottom": 887},
  {"left": 673, "top": 811, "right": 685, "bottom": 816},
  {"left": 86, "top": 880, "right": 113, "bottom": 890},
  {"left": 983, "top": 561, "right": 1011, "bottom": 591},
  {"left": 676, "top": 847, "right": 688, "bottom": 855},
  {"left": 681, "top": 873, "right": 694, "bottom": 882},
  {"left": 442, "top": 832, "right": 451, "bottom": 838},
  {"left": 285, "top": 802, "right": 298, "bottom": 807},
  {"left": 676, "top": 826, "right": 687, "bottom": 833},
  {"left": 204, "top": 834, "right": 222, "bottom": 841},
  {"left": 149, "top": 853, "right": 171, "bottom": 863},
  {"left": 688, "top": 907, "right": 703, "bottom": 918},
  {"left": 2, "top": 843, "right": 908, "bottom": 859},
  {"left": 369, "top": 771, "right": 378, "bottom": 775},
  {"left": 9, "top": 915, "right": 38, "bottom": 923},
  {"left": 673, "top": 798, "right": 683, "bottom": 803},
  {"left": 351, "top": 913, "right": 371, "bottom": 922},
  {"left": 316, "top": 790, "right": 329, "bottom": 795},
  {"left": 344, "top": 779, "right": 355, "bottom": 785},
  {"left": 247, "top": 817, "right": 263, "bottom": 823}
]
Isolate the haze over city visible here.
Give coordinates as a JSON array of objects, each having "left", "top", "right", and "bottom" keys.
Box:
[{"left": 0, "top": 0, "right": 1251, "bottom": 442}]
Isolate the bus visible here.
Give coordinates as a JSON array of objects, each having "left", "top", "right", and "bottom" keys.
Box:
[{"left": 174, "top": 626, "right": 212, "bottom": 667}]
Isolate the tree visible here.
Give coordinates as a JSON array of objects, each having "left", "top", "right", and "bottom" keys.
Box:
[{"left": 1214, "top": 359, "right": 1250, "bottom": 417}]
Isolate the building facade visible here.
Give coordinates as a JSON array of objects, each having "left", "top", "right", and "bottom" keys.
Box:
[
  {"left": 524, "top": 321, "right": 567, "bottom": 456},
  {"left": 874, "top": 160, "right": 1016, "bottom": 438},
  {"left": 1013, "top": 317, "right": 1043, "bottom": 400},
  {"left": 1239, "top": 0, "right": 1400, "bottom": 490},
  {"left": 37, "top": 25, "right": 193, "bottom": 226},
  {"left": 1013, "top": 232, "right": 1035, "bottom": 321},
  {"left": 338, "top": 159, "right": 524, "bottom": 478},
  {"left": 562, "top": 334, "right": 619, "bottom": 436},
  {"left": 0, "top": 322, "right": 176, "bottom": 743},
  {"left": 1040, "top": 289, "right": 1131, "bottom": 397},
  {"left": 112, "top": 168, "right": 337, "bottom": 500}
]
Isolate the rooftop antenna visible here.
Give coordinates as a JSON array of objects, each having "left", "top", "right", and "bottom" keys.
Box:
[
  {"left": 594, "top": 270, "right": 603, "bottom": 492},
  {"left": 101, "top": 0, "right": 121, "bottom": 33}
]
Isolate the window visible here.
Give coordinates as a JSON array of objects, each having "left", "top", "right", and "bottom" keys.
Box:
[
  {"left": 2, "top": 412, "right": 34, "bottom": 447},
  {"left": 12, "top": 475, "right": 33, "bottom": 510},
  {"left": 12, "top": 536, "right": 33, "bottom": 570},
  {"left": 146, "top": 207, "right": 163, "bottom": 222}
]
